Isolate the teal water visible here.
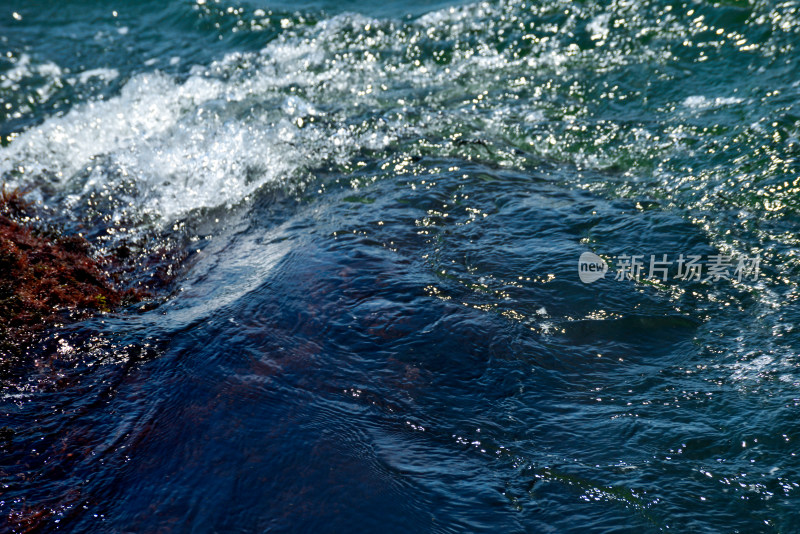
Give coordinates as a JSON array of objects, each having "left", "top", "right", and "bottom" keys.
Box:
[{"left": 2, "top": 0, "right": 800, "bottom": 531}]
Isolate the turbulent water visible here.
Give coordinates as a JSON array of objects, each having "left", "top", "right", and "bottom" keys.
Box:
[{"left": 2, "top": 0, "right": 800, "bottom": 531}]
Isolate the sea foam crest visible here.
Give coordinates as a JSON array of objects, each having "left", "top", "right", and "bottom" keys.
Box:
[{"left": 0, "top": 15, "right": 401, "bottom": 223}]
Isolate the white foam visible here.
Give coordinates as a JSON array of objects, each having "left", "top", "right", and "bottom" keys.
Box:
[
  {"left": 729, "top": 353, "right": 776, "bottom": 382},
  {"left": 0, "top": 5, "right": 713, "bottom": 227},
  {"left": 682, "top": 95, "right": 744, "bottom": 110},
  {"left": 75, "top": 68, "right": 120, "bottom": 84},
  {"left": 1, "top": 72, "right": 223, "bottom": 183},
  {"left": 0, "top": 15, "right": 414, "bottom": 224},
  {"left": 587, "top": 13, "right": 611, "bottom": 41},
  {"left": 0, "top": 54, "right": 61, "bottom": 88}
]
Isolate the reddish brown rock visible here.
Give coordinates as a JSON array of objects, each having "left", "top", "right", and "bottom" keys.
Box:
[{"left": 0, "top": 187, "right": 142, "bottom": 363}]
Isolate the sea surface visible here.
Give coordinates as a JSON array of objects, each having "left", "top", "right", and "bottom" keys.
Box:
[{"left": 2, "top": 0, "right": 800, "bottom": 531}]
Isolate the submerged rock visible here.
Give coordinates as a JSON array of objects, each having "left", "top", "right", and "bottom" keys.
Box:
[{"left": 0, "top": 187, "right": 143, "bottom": 367}]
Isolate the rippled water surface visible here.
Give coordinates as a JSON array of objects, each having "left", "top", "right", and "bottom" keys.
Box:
[{"left": 2, "top": 0, "right": 800, "bottom": 531}]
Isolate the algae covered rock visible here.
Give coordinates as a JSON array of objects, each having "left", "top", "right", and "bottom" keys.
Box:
[{"left": 0, "top": 187, "right": 142, "bottom": 366}]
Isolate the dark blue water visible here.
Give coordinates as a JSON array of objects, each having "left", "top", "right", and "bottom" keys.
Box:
[{"left": 2, "top": 0, "right": 800, "bottom": 531}]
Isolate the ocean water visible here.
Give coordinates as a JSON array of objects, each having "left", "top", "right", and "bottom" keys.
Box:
[{"left": 2, "top": 0, "right": 800, "bottom": 531}]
